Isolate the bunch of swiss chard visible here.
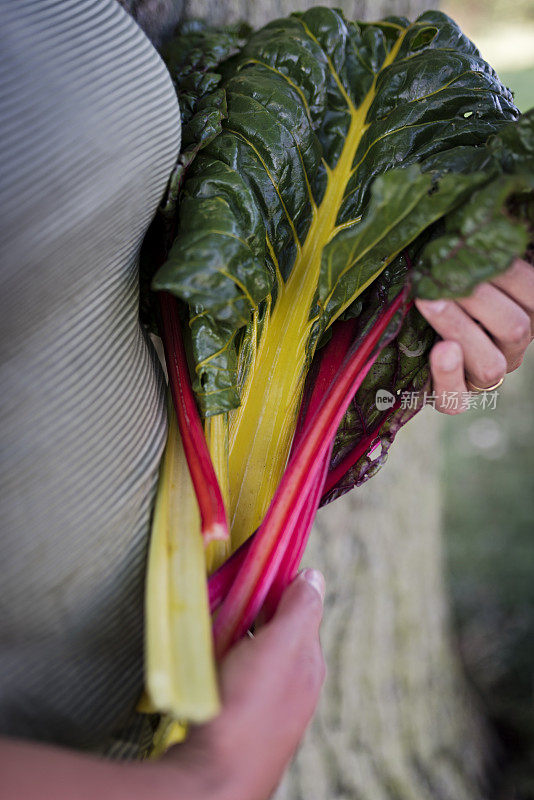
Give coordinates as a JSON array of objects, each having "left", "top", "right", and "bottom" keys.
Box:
[{"left": 141, "top": 7, "right": 534, "bottom": 736}]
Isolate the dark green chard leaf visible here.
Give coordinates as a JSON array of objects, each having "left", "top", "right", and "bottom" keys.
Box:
[
  {"left": 322, "top": 375, "right": 430, "bottom": 504},
  {"left": 323, "top": 109, "right": 534, "bottom": 502},
  {"left": 149, "top": 8, "right": 533, "bottom": 548},
  {"left": 413, "top": 109, "right": 534, "bottom": 297},
  {"left": 308, "top": 261, "right": 435, "bottom": 503},
  {"left": 321, "top": 107, "right": 534, "bottom": 501},
  {"left": 413, "top": 174, "right": 533, "bottom": 298},
  {"left": 153, "top": 6, "right": 527, "bottom": 419},
  {"left": 139, "top": 22, "right": 247, "bottom": 330},
  {"left": 488, "top": 107, "right": 534, "bottom": 174},
  {"left": 321, "top": 312, "right": 434, "bottom": 504},
  {"left": 143, "top": 10, "right": 534, "bottom": 690},
  {"left": 160, "top": 21, "right": 249, "bottom": 218}
]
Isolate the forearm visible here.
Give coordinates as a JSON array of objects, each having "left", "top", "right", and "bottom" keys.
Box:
[
  {"left": 0, "top": 574, "right": 326, "bottom": 800},
  {"left": 0, "top": 738, "right": 220, "bottom": 800}
]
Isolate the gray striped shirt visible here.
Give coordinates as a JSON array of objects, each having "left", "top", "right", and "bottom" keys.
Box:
[{"left": 0, "top": 0, "right": 181, "bottom": 752}]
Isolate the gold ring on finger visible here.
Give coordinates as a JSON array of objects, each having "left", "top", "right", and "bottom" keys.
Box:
[{"left": 465, "top": 376, "right": 505, "bottom": 393}]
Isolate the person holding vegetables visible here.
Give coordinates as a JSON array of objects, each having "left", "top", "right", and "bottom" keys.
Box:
[{"left": 1, "top": 1, "right": 533, "bottom": 798}]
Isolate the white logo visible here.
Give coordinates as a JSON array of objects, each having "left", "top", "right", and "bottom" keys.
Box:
[{"left": 375, "top": 389, "right": 395, "bottom": 411}]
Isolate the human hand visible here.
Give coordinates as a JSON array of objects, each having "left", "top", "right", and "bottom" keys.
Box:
[
  {"left": 0, "top": 571, "right": 325, "bottom": 800},
  {"left": 415, "top": 258, "right": 534, "bottom": 414},
  {"left": 164, "top": 569, "right": 326, "bottom": 800}
]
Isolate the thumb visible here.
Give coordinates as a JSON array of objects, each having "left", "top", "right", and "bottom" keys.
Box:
[{"left": 271, "top": 569, "right": 325, "bottom": 637}]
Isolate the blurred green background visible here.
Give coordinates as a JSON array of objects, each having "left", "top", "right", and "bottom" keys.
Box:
[{"left": 440, "top": 1, "right": 534, "bottom": 795}]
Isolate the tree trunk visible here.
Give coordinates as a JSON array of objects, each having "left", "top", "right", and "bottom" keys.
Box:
[
  {"left": 185, "top": 0, "right": 438, "bottom": 28},
  {"left": 184, "top": 2, "right": 493, "bottom": 797},
  {"left": 277, "top": 410, "right": 491, "bottom": 800}
]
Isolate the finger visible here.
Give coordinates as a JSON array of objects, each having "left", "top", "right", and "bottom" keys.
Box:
[
  {"left": 415, "top": 298, "right": 507, "bottom": 389},
  {"left": 429, "top": 341, "right": 468, "bottom": 414},
  {"left": 219, "top": 570, "right": 326, "bottom": 735},
  {"left": 270, "top": 569, "right": 325, "bottom": 640},
  {"left": 491, "top": 258, "right": 534, "bottom": 321},
  {"left": 223, "top": 570, "right": 325, "bottom": 675},
  {"left": 456, "top": 282, "right": 531, "bottom": 372}
]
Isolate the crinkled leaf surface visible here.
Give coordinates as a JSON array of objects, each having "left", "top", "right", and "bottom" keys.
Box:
[
  {"left": 160, "top": 21, "right": 248, "bottom": 218},
  {"left": 323, "top": 110, "right": 534, "bottom": 500},
  {"left": 140, "top": 22, "right": 246, "bottom": 329},
  {"left": 154, "top": 7, "right": 525, "bottom": 418},
  {"left": 305, "top": 261, "right": 435, "bottom": 503},
  {"left": 321, "top": 306, "right": 434, "bottom": 504},
  {"left": 413, "top": 110, "right": 534, "bottom": 297},
  {"left": 488, "top": 107, "right": 534, "bottom": 175},
  {"left": 413, "top": 173, "right": 533, "bottom": 298},
  {"left": 321, "top": 112, "right": 534, "bottom": 498}
]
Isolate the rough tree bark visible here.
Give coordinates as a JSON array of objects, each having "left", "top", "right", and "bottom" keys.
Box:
[
  {"left": 279, "top": 410, "right": 491, "bottom": 800},
  {"left": 184, "top": 2, "right": 493, "bottom": 797}
]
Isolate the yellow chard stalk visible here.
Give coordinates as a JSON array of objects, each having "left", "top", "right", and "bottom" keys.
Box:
[
  {"left": 204, "top": 413, "right": 232, "bottom": 571},
  {"left": 145, "top": 397, "right": 220, "bottom": 726}
]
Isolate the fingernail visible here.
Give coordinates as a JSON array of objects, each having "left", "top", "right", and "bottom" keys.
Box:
[
  {"left": 418, "top": 299, "right": 448, "bottom": 314},
  {"left": 439, "top": 346, "right": 460, "bottom": 372},
  {"left": 301, "top": 569, "right": 325, "bottom": 602}
]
